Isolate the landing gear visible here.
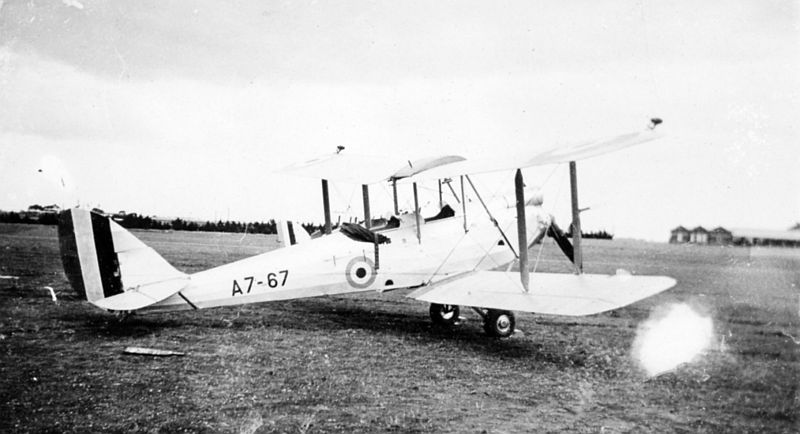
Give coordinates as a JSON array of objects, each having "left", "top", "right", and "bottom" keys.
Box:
[
  {"left": 429, "top": 303, "right": 460, "bottom": 326},
  {"left": 482, "top": 309, "right": 515, "bottom": 338},
  {"left": 428, "top": 304, "right": 515, "bottom": 338}
]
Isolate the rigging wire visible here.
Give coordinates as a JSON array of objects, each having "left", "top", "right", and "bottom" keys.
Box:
[
  {"left": 330, "top": 182, "right": 358, "bottom": 222},
  {"left": 425, "top": 228, "right": 472, "bottom": 285},
  {"left": 532, "top": 163, "right": 568, "bottom": 274}
]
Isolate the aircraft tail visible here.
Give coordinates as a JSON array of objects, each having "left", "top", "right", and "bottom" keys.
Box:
[
  {"left": 57, "top": 208, "right": 189, "bottom": 311},
  {"left": 276, "top": 220, "right": 310, "bottom": 248}
]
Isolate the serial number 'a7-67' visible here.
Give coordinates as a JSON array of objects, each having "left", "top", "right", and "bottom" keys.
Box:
[{"left": 232, "top": 270, "right": 289, "bottom": 296}]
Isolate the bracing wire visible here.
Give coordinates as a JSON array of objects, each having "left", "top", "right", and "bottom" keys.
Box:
[
  {"left": 331, "top": 182, "right": 358, "bottom": 222},
  {"left": 532, "top": 163, "right": 568, "bottom": 274},
  {"left": 425, "top": 229, "right": 472, "bottom": 285}
]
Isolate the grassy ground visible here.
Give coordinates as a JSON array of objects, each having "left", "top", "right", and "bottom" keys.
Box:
[{"left": 1, "top": 224, "right": 797, "bottom": 433}]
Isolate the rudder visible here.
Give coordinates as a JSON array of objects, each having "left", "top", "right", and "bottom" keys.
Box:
[
  {"left": 58, "top": 208, "right": 187, "bottom": 309},
  {"left": 58, "top": 208, "right": 123, "bottom": 302}
]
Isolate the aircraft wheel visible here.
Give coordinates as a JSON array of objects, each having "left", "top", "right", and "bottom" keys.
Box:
[
  {"left": 429, "top": 303, "right": 460, "bottom": 326},
  {"left": 483, "top": 309, "right": 515, "bottom": 338}
]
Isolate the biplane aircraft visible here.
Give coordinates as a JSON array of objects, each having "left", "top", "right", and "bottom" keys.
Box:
[{"left": 57, "top": 118, "right": 675, "bottom": 337}]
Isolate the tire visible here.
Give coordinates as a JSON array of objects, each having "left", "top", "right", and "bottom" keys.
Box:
[
  {"left": 429, "top": 303, "right": 460, "bottom": 326},
  {"left": 483, "top": 309, "right": 515, "bottom": 338}
]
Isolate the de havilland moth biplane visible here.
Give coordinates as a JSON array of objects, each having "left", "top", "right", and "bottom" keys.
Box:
[{"left": 57, "top": 118, "right": 675, "bottom": 337}]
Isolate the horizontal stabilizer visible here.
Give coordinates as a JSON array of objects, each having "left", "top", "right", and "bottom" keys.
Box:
[
  {"left": 93, "top": 278, "right": 189, "bottom": 311},
  {"left": 409, "top": 271, "right": 676, "bottom": 316}
]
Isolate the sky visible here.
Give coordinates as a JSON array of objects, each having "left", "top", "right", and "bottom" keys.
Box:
[{"left": 0, "top": 0, "right": 798, "bottom": 241}]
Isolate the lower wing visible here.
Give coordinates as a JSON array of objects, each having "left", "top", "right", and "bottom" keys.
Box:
[{"left": 408, "top": 271, "right": 676, "bottom": 316}]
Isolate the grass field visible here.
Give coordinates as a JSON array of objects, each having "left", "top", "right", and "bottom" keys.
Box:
[{"left": 1, "top": 223, "right": 797, "bottom": 433}]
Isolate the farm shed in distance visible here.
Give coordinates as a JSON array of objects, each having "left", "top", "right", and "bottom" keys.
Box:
[
  {"left": 689, "top": 226, "right": 709, "bottom": 244},
  {"left": 669, "top": 226, "right": 690, "bottom": 243},
  {"left": 708, "top": 227, "right": 733, "bottom": 245}
]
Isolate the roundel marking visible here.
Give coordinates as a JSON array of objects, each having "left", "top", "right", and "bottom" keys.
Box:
[{"left": 345, "top": 256, "right": 377, "bottom": 289}]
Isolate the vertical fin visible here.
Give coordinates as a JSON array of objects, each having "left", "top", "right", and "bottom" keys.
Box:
[
  {"left": 58, "top": 208, "right": 186, "bottom": 308},
  {"left": 277, "top": 220, "right": 310, "bottom": 247},
  {"left": 277, "top": 220, "right": 291, "bottom": 248}
]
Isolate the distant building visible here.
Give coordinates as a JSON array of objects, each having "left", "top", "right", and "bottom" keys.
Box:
[
  {"left": 708, "top": 227, "right": 733, "bottom": 245},
  {"left": 21, "top": 204, "right": 61, "bottom": 221},
  {"left": 689, "top": 226, "right": 708, "bottom": 244},
  {"left": 669, "top": 226, "right": 690, "bottom": 243},
  {"left": 670, "top": 224, "right": 800, "bottom": 247}
]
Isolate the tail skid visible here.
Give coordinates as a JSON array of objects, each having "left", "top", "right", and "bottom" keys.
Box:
[{"left": 58, "top": 208, "right": 189, "bottom": 311}]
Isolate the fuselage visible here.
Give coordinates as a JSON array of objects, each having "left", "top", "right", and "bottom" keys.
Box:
[{"left": 141, "top": 204, "right": 537, "bottom": 313}]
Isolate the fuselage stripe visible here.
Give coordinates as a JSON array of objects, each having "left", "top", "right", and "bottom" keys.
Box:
[
  {"left": 90, "top": 213, "right": 124, "bottom": 298},
  {"left": 70, "top": 209, "right": 105, "bottom": 302}
]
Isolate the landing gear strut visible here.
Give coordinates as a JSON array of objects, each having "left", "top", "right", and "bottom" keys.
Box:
[
  {"left": 482, "top": 309, "right": 515, "bottom": 338},
  {"left": 429, "top": 303, "right": 460, "bottom": 326}
]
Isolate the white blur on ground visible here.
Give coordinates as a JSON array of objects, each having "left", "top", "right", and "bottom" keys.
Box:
[{"left": 632, "top": 303, "right": 715, "bottom": 377}]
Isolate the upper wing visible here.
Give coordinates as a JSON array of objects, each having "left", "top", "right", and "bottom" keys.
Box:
[
  {"left": 277, "top": 120, "right": 663, "bottom": 184},
  {"left": 390, "top": 155, "right": 466, "bottom": 179},
  {"left": 276, "top": 153, "right": 404, "bottom": 184},
  {"left": 408, "top": 270, "right": 676, "bottom": 316},
  {"left": 402, "top": 128, "right": 663, "bottom": 182},
  {"left": 277, "top": 153, "right": 467, "bottom": 185}
]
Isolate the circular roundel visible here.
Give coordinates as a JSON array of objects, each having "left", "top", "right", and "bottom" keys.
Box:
[{"left": 345, "top": 256, "right": 377, "bottom": 289}]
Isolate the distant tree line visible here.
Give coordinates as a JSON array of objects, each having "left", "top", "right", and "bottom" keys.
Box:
[
  {"left": 115, "top": 214, "right": 324, "bottom": 235},
  {"left": 117, "top": 214, "right": 281, "bottom": 234},
  {"left": 3, "top": 204, "right": 613, "bottom": 238},
  {"left": 564, "top": 228, "right": 614, "bottom": 240},
  {"left": 0, "top": 211, "right": 59, "bottom": 225},
  {"left": 0, "top": 207, "right": 324, "bottom": 235}
]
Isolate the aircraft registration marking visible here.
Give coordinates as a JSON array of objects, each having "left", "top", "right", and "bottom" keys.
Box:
[{"left": 232, "top": 270, "right": 289, "bottom": 296}]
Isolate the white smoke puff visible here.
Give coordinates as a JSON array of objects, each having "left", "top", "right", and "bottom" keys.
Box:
[{"left": 632, "top": 303, "right": 714, "bottom": 377}]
